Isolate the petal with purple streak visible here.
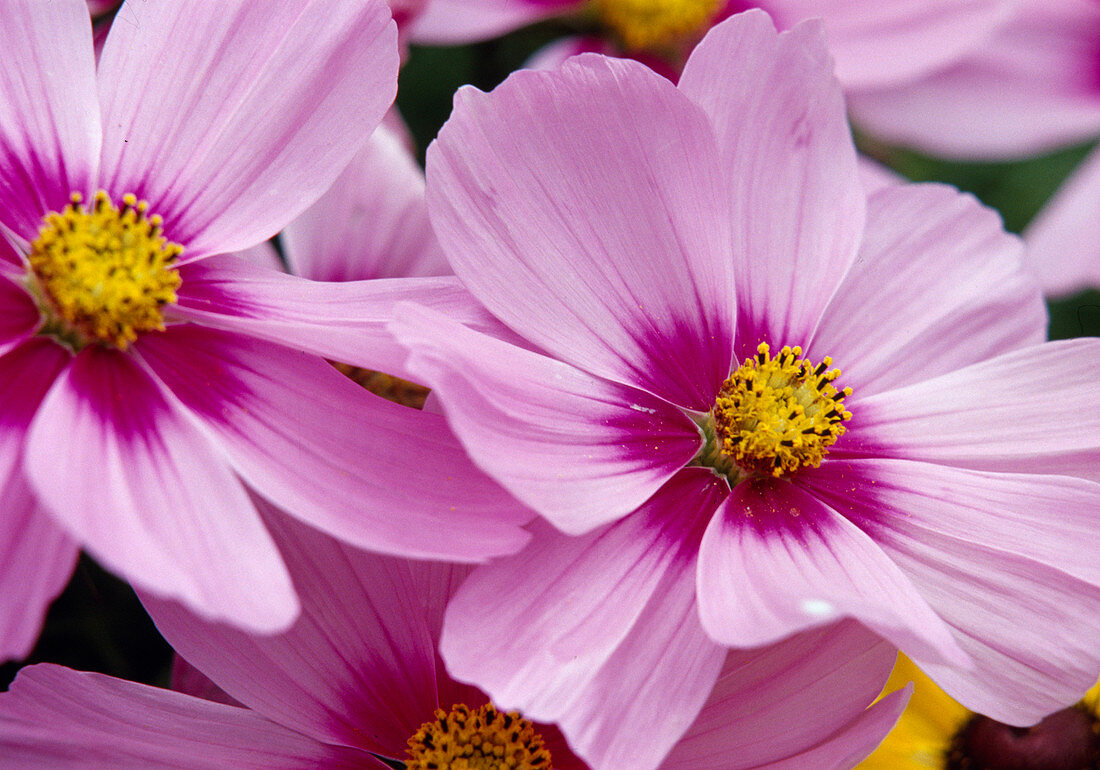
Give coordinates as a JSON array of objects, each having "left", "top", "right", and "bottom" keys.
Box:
[
  {"left": 696, "top": 477, "right": 965, "bottom": 665},
  {"left": 679, "top": 11, "right": 864, "bottom": 355},
  {"left": 428, "top": 53, "right": 735, "bottom": 410},
  {"left": 24, "top": 344, "right": 298, "bottom": 632},
  {"left": 392, "top": 303, "right": 702, "bottom": 534},
  {"left": 138, "top": 325, "right": 532, "bottom": 562},
  {"left": 97, "top": 0, "right": 398, "bottom": 259}
]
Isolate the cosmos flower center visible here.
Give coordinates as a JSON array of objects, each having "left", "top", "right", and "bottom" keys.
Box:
[
  {"left": 405, "top": 703, "right": 552, "bottom": 769},
  {"left": 27, "top": 191, "right": 182, "bottom": 350},
  {"left": 700, "top": 342, "right": 852, "bottom": 479},
  {"left": 593, "top": 0, "right": 723, "bottom": 51},
  {"left": 946, "top": 705, "right": 1100, "bottom": 769}
]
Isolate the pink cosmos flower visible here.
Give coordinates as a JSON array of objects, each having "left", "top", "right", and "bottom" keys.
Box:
[
  {"left": 0, "top": 495, "right": 909, "bottom": 768},
  {"left": 411, "top": 0, "right": 1100, "bottom": 160},
  {"left": 1021, "top": 143, "right": 1100, "bottom": 296},
  {"left": 388, "top": 10, "right": 1100, "bottom": 768},
  {"left": 0, "top": 0, "right": 532, "bottom": 660}
]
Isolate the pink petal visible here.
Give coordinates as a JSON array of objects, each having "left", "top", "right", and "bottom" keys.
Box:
[
  {"left": 441, "top": 469, "right": 727, "bottom": 767},
  {"left": 406, "top": 0, "right": 573, "bottom": 44},
  {"left": 660, "top": 620, "right": 905, "bottom": 769},
  {"left": 848, "top": 1, "right": 1100, "bottom": 159},
  {"left": 392, "top": 304, "right": 702, "bottom": 533},
  {"left": 173, "top": 255, "right": 501, "bottom": 379},
  {"left": 24, "top": 345, "right": 299, "bottom": 633},
  {"left": 0, "top": 0, "right": 100, "bottom": 239},
  {"left": 679, "top": 12, "right": 865, "bottom": 354},
  {"left": 844, "top": 339, "right": 1100, "bottom": 481},
  {"left": 696, "top": 479, "right": 965, "bottom": 666},
  {"left": 556, "top": 567, "right": 728, "bottom": 770},
  {"left": 0, "top": 475, "right": 77, "bottom": 663},
  {"left": 229, "top": 240, "right": 283, "bottom": 272},
  {"left": 137, "top": 325, "right": 532, "bottom": 562},
  {"left": 427, "top": 54, "right": 735, "bottom": 410},
  {"left": 805, "top": 457, "right": 1100, "bottom": 725},
  {"left": 0, "top": 277, "right": 53, "bottom": 363},
  {"left": 805, "top": 458, "right": 1100, "bottom": 585},
  {"left": 0, "top": 664, "right": 368, "bottom": 768},
  {"left": 763, "top": 0, "right": 1011, "bottom": 90},
  {"left": 144, "top": 501, "right": 470, "bottom": 756},
  {"left": 809, "top": 183, "right": 1045, "bottom": 396},
  {"left": 97, "top": 0, "right": 398, "bottom": 258},
  {"left": 1023, "top": 144, "right": 1100, "bottom": 296},
  {"left": 171, "top": 656, "right": 240, "bottom": 707},
  {"left": 856, "top": 156, "right": 903, "bottom": 194},
  {"left": 0, "top": 339, "right": 72, "bottom": 494},
  {"left": 281, "top": 123, "right": 448, "bottom": 282}
]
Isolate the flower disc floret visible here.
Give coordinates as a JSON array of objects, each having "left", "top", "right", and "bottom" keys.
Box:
[
  {"left": 593, "top": 0, "right": 723, "bottom": 51},
  {"left": 28, "top": 191, "right": 183, "bottom": 349},
  {"left": 711, "top": 342, "right": 852, "bottom": 478},
  {"left": 405, "top": 703, "right": 552, "bottom": 769}
]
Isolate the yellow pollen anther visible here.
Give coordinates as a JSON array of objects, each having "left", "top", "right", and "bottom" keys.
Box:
[
  {"left": 709, "top": 342, "right": 852, "bottom": 478},
  {"left": 593, "top": 0, "right": 723, "bottom": 51},
  {"left": 28, "top": 191, "right": 182, "bottom": 349},
  {"left": 405, "top": 703, "right": 553, "bottom": 769}
]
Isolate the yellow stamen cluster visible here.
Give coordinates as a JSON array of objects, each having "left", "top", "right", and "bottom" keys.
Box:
[
  {"left": 711, "top": 342, "right": 852, "bottom": 478},
  {"left": 405, "top": 703, "right": 552, "bottom": 769},
  {"left": 28, "top": 191, "right": 182, "bottom": 349},
  {"left": 594, "top": 0, "right": 723, "bottom": 51}
]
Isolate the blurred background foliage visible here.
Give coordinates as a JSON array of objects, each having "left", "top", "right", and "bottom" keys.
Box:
[{"left": 2, "top": 21, "right": 1097, "bottom": 694}]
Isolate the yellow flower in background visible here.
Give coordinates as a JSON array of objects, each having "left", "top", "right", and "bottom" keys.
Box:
[{"left": 859, "top": 655, "right": 1100, "bottom": 769}]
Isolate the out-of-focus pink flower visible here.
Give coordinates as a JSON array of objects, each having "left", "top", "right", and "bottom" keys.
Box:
[
  {"left": 409, "top": 0, "right": 1100, "bottom": 160},
  {"left": 390, "top": 10, "right": 1100, "bottom": 768},
  {"left": 849, "top": 0, "right": 1100, "bottom": 159},
  {"left": 0, "top": 497, "right": 908, "bottom": 768},
  {"left": 1022, "top": 143, "right": 1100, "bottom": 296},
  {"left": 0, "top": 0, "right": 531, "bottom": 659}
]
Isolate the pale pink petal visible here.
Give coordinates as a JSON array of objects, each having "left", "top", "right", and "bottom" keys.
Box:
[
  {"left": 282, "top": 123, "right": 448, "bottom": 282},
  {"left": 0, "top": 276, "right": 47, "bottom": 358},
  {"left": 441, "top": 468, "right": 727, "bottom": 770},
  {"left": 660, "top": 621, "right": 906, "bottom": 770},
  {"left": 228, "top": 239, "right": 283, "bottom": 272},
  {"left": 0, "top": 0, "right": 99, "bottom": 239},
  {"left": 848, "top": 0, "right": 1100, "bottom": 159},
  {"left": 144, "top": 502, "right": 469, "bottom": 756},
  {"left": 1023, "top": 144, "right": 1100, "bottom": 295},
  {"left": 762, "top": 0, "right": 1010, "bottom": 90},
  {"left": 0, "top": 475, "right": 77, "bottom": 663},
  {"left": 428, "top": 54, "right": 735, "bottom": 410},
  {"left": 0, "top": 339, "right": 72, "bottom": 492},
  {"left": 809, "top": 184, "right": 1045, "bottom": 396},
  {"left": 857, "top": 156, "right": 903, "bottom": 194},
  {"left": 97, "top": 0, "right": 398, "bottom": 258},
  {"left": 392, "top": 304, "right": 701, "bottom": 533},
  {"left": 137, "top": 325, "right": 532, "bottom": 562},
  {"left": 173, "top": 256, "right": 502, "bottom": 379},
  {"left": 844, "top": 339, "right": 1100, "bottom": 481},
  {"left": 525, "top": 36, "right": 609, "bottom": 71},
  {"left": 696, "top": 479, "right": 965, "bottom": 666},
  {"left": 679, "top": 12, "right": 864, "bottom": 353},
  {"left": 553, "top": 568, "right": 727, "bottom": 770},
  {"left": 809, "top": 458, "right": 1100, "bottom": 725},
  {"left": 407, "top": 0, "right": 573, "bottom": 44},
  {"left": 810, "top": 462, "right": 1100, "bottom": 725},
  {"left": 0, "top": 664, "right": 368, "bottom": 768},
  {"left": 805, "top": 458, "right": 1100, "bottom": 585},
  {"left": 24, "top": 345, "right": 299, "bottom": 633}
]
